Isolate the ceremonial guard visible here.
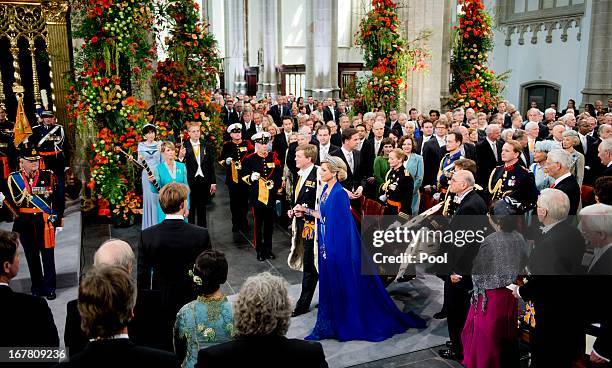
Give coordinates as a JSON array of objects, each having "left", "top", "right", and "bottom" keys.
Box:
[
  {"left": 0, "top": 107, "right": 17, "bottom": 180},
  {"left": 6, "top": 145, "right": 63, "bottom": 299},
  {"left": 488, "top": 140, "right": 538, "bottom": 213},
  {"left": 219, "top": 123, "right": 253, "bottom": 232},
  {"left": 288, "top": 144, "right": 320, "bottom": 317},
  {"left": 381, "top": 148, "right": 414, "bottom": 220},
  {"left": 29, "top": 111, "right": 68, "bottom": 217},
  {"left": 242, "top": 132, "right": 282, "bottom": 261}
]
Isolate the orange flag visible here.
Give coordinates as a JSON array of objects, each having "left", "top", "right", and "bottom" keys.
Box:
[{"left": 13, "top": 96, "right": 33, "bottom": 147}]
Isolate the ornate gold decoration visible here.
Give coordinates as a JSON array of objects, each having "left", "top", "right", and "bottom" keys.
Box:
[{"left": 41, "top": 0, "right": 68, "bottom": 25}]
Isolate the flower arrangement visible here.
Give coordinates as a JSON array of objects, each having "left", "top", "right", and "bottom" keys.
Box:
[
  {"left": 356, "top": 0, "right": 430, "bottom": 113},
  {"left": 448, "top": 0, "right": 508, "bottom": 111},
  {"left": 152, "top": 0, "right": 223, "bottom": 152},
  {"left": 71, "top": 0, "right": 155, "bottom": 225}
]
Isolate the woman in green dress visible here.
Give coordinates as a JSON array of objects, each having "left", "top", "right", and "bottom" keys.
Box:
[
  {"left": 174, "top": 250, "right": 234, "bottom": 368},
  {"left": 373, "top": 138, "right": 395, "bottom": 197}
]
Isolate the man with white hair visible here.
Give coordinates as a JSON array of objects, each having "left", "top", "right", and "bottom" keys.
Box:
[
  {"left": 524, "top": 121, "right": 540, "bottom": 158},
  {"left": 513, "top": 188, "right": 586, "bottom": 368},
  {"left": 544, "top": 149, "right": 581, "bottom": 215},
  {"left": 599, "top": 138, "right": 612, "bottom": 176},
  {"left": 579, "top": 203, "right": 612, "bottom": 364},
  {"left": 563, "top": 113, "right": 576, "bottom": 129},
  {"left": 65, "top": 240, "right": 136, "bottom": 356},
  {"left": 550, "top": 122, "right": 566, "bottom": 143}
]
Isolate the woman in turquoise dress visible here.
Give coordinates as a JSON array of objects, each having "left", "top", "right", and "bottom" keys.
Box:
[
  {"left": 138, "top": 124, "right": 162, "bottom": 230},
  {"left": 295, "top": 156, "right": 426, "bottom": 342},
  {"left": 400, "top": 136, "right": 424, "bottom": 215},
  {"left": 149, "top": 141, "right": 189, "bottom": 224},
  {"left": 174, "top": 250, "right": 234, "bottom": 368}
]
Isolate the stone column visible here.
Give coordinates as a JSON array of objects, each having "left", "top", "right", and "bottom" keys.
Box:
[
  {"left": 257, "top": 0, "right": 278, "bottom": 97},
  {"left": 305, "top": 0, "right": 339, "bottom": 99},
  {"left": 224, "top": 0, "right": 246, "bottom": 95},
  {"left": 581, "top": 0, "right": 612, "bottom": 105},
  {"left": 400, "top": 0, "right": 452, "bottom": 112}
]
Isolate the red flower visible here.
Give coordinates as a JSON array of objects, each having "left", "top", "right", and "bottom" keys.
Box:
[{"left": 91, "top": 36, "right": 99, "bottom": 44}]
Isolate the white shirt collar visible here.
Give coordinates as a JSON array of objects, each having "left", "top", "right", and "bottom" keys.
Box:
[
  {"left": 298, "top": 164, "right": 315, "bottom": 179},
  {"left": 486, "top": 137, "right": 497, "bottom": 145},
  {"left": 90, "top": 333, "right": 129, "bottom": 342},
  {"left": 165, "top": 214, "right": 184, "bottom": 220},
  {"left": 341, "top": 147, "right": 352, "bottom": 157},
  {"left": 320, "top": 142, "right": 330, "bottom": 150},
  {"left": 0, "top": 282, "right": 8, "bottom": 287},
  {"left": 554, "top": 172, "right": 572, "bottom": 186},
  {"left": 541, "top": 219, "right": 563, "bottom": 234},
  {"left": 190, "top": 140, "right": 200, "bottom": 146},
  {"left": 456, "top": 189, "right": 473, "bottom": 203}
]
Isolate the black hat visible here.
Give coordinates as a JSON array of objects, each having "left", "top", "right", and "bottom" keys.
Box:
[
  {"left": 41, "top": 111, "right": 54, "bottom": 118},
  {"left": 19, "top": 144, "right": 41, "bottom": 161}
]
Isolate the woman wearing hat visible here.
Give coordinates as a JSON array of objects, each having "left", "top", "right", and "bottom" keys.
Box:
[
  {"left": 562, "top": 129, "right": 585, "bottom": 186},
  {"left": 530, "top": 140, "right": 560, "bottom": 191},
  {"left": 138, "top": 124, "right": 161, "bottom": 230}
]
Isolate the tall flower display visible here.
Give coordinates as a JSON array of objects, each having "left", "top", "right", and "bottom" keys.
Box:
[
  {"left": 356, "top": 0, "right": 429, "bottom": 113},
  {"left": 70, "top": 0, "right": 155, "bottom": 224},
  {"left": 152, "top": 0, "right": 223, "bottom": 151},
  {"left": 448, "top": 0, "right": 507, "bottom": 111}
]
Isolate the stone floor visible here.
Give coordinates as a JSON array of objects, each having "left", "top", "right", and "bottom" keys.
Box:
[{"left": 8, "top": 168, "right": 468, "bottom": 367}]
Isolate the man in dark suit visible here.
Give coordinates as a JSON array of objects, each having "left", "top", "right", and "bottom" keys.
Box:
[
  {"left": 514, "top": 188, "right": 586, "bottom": 368},
  {"left": 438, "top": 170, "right": 488, "bottom": 360},
  {"left": 65, "top": 240, "right": 136, "bottom": 357},
  {"left": 331, "top": 128, "right": 365, "bottom": 197},
  {"left": 389, "top": 109, "right": 402, "bottom": 136},
  {"left": 579, "top": 204, "right": 612, "bottom": 365},
  {"left": 598, "top": 138, "right": 612, "bottom": 176},
  {"left": 272, "top": 116, "right": 294, "bottom": 167},
  {"left": 305, "top": 96, "right": 316, "bottom": 114},
  {"left": 422, "top": 120, "right": 449, "bottom": 188},
  {"left": 546, "top": 149, "right": 581, "bottom": 215},
  {"left": 576, "top": 118, "right": 602, "bottom": 185},
  {"left": 196, "top": 272, "right": 328, "bottom": 368},
  {"left": 322, "top": 98, "right": 339, "bottom": 123},
  {"left": 138, "top": 183, "right": 211, "bottom": 350},
  {"left": 288, "top": 145, "right": 319, "bottom": 317},
  {"left": 221, "top": 98, "right": 239, "bottom": 126},
  {"left": 326, "top": 120, "right": 342, "bottom": 147},
  {"left": 0, "top": 230, "right": 59, "bottom": 352},
  {"left": 60, "top": 266, "right": 178, "bottom": 368},
  {"left": 314, "top": 125, "right": 340, "bottom": 165},
  {"left": 241, "top": 109, "right": 257, "bottom": 141},
  {"left": 512, "top": 130, "right": 531, "bottom": 167},
  {"left": 475, "top": 124, "right": 502, "bottom": 187},
  {"left": 269, "top": 96, "right": 289, "bottom": 126},
  {"left": 178, "top": 122, "right": 216, "bottom": 228}
]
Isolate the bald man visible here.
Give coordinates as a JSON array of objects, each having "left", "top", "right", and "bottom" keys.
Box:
[{"left": 65, "top": 239, "right": 136, "bottom": 356}]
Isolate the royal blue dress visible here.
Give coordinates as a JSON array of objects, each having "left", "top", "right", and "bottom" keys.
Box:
[{"left": 305, "top": 182, "right": 426, "bottom": 342}]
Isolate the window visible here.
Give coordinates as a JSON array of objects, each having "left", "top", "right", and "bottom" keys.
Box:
[
  {"left": 284, "top": 73, "right": 305, "bottom": 98},
  {"left": 499, "top": 0, "right": 585, "bottom": 24}
]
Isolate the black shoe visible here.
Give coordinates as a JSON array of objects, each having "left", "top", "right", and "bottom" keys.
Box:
[
  {"left": 291, "top": 308, "right": 309, "bottom": 317},
  {"left": 46, "top": 292, "right": 57, "bottom": 301},
  {"left": 445, "top": 340, "right": 453, "bottom": 349},
  {"left": 438, "top": 349, "right": 460, "bottom": 360},
  {"left": 257, "top": 253, "right": 266, "bottom": 262},
  {"left": 267, "top": 252, "right": 276, "bottom": 260},
  {"left": 396, "top": 274, "right": 416, "bottom": 283},
  {"left": 433, "top": 311, "right": 447, "bottom": 319}
]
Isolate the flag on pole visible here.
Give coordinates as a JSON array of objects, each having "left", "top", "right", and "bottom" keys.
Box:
[{"left": 14, "top": 95, "right": 33, "bottom": 147}]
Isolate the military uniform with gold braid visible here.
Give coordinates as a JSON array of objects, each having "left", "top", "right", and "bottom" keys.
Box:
[
  {"left": 436, "top": 151, "right": 463, "bottom": 193},
  {"left": 382, "top": 166, "right": 414, "bottom": 220},
  {"left": 488, "top": 162, "right": 538, "bottom": 213},
  {"left": 241, "top": 132, "right": 283, "bottom": 261},
  {"left": 219, "top": 123, "right": 253, "bottom": 232},
  {"left": 29, "top": 111, "right": 68, "bottom": 217},
  {"left": 6, "top": 145, "right": 63, "bottom": 299}
]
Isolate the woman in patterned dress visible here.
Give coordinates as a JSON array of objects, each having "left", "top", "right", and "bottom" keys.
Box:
[{"left": 174, "top": 250, "right": 234, "bottom": 368}]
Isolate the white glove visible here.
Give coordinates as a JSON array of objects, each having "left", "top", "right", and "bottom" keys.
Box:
[
  {"left": 250, "top": 172, "right": 261, "bottom": 181},
  {"left": 432, "top": 192, "right": 441, "bottom": 201},
  {"left": 225, "top": 157, "right": 233, "bottom": 165},
  {"left": 55, "top": 227, "right": 63, "bottom": 235},
  {"left": 379, "top": 194, "right": 387, "bottom": 203},
  {"left": 0, "top": 192, "right": 4, "bottom": 206}
]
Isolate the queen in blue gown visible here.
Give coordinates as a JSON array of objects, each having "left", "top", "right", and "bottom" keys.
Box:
[
  {"left": 300, "top": 156, "right": 426, "bottom": 342},
  {"left": 138, "top": 124, "right": 162, "bottom": 230},
  {"left": 149, "top": 141, "right": 189, "bottom": 224}
]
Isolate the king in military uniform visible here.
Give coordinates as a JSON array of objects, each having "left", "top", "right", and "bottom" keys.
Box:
[
  {"left": 242, "top": 132, "right": 282, "bottom": 261},
  {"left": 219, "top": 123, "right": 253, "bottom": 232},
  {"left": 488, "top": 140, "right": 538, "bottom": 213},
  {"left": 29, "top": 110, "right": 68, "bottom": 218},
  {"left": 6, "top": 145, "right": 63, "bottom": 299}
]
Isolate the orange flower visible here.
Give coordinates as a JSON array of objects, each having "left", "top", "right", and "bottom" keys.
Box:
[{"left": 124, "top": 96, "right": 136, "bottom": 106}]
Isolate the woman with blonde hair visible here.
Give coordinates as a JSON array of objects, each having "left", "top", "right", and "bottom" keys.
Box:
[
  {"left": 148, "top": 141, "right": 189, "bottom": 223},
  {"left": 293, "top": 156, "right": 425, "bottom": 342}
]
